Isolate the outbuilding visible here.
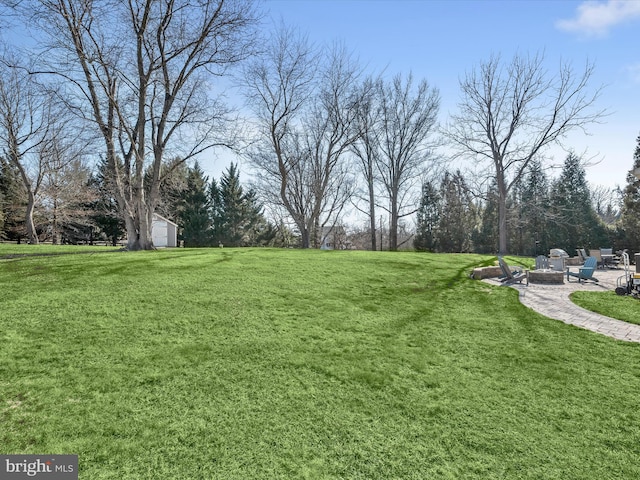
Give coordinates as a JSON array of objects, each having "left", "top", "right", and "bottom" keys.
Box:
[{"left": 152, "top": 213, "right": 178, "bottom": 248}]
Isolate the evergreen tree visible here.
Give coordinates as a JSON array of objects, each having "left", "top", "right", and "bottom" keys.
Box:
[
  {"left": 549, "top": 153, "right": 608, "bottom": 253},
  {"left": 0, "top": 157, "right": 28, "bottom": 242},
  {"left": 180, "top": 162, "right": 212, "bottom": 247},
  {"left": 211, "top": 163, "right": 269, "bottom": 247},
  {"left": 619, "top": 134, "right": 640, "bottom": 255},
  {"left": 507, "top": 179, "right": 526, "bottom": 255},
  {"left": 517, "top": 159, "right": 552, "bottom": 256},
  {"left": 472, "top": 181, "right": 499, "bottom": 254},
  {"left": 436, "top": 171, "right": 474, "bottom": 253},
  {"left": 156, "top": 159, "right": 189, "bottom": 221},
  {"left": 88, "top": 158, "right": 126, "bottom": 246},
  {"left": 414, "top": 180, "right": 440, "bottom": 252}
]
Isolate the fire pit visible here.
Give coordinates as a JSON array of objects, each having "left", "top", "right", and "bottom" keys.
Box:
[{"left": 528, "top": 269, "right": 564, "bottom": 284}]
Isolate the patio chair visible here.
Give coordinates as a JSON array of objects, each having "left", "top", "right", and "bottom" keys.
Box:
[
  {"left": 590, "top": 249, "right": 604, "bottom": 269},
  {"left": 566, "top": 256, "right": 599, "bottom": 283},
  {"left": 497, "top": 256, "right": 528, "bottom": 285},
  {"left": 576, "top": 248, "right": 588, "bottom": 262},
  {"left": 535, "top": 255, "right": 549, "bottom": 270}
]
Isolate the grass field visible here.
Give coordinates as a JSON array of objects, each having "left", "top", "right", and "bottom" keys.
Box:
[
  {"left": 2, "top": 247, "right": 640, "bottom": 479},
  {"left": 571, "top": 290, "right": 640, "bottom": 325},
  {"left": 0, "top": 243, "right": 121, "bottom": 257}
]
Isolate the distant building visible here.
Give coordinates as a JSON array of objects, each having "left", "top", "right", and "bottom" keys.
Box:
[
  {"left": 320, "top": 225, "right": 349, "bottom": 250},
  {"left": 152, "top": 213, "right": 178, "bottom": 248}
]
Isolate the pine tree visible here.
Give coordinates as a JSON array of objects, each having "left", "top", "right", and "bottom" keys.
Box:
[
  {"left": 156, "top": 159, "right": 189, "bottom": 221},
  {"left": 180, "top": 162, "right": 212, "bottom": 247},
  {"left": 619, "top": 134, "right": 640, "bottom": 255},
  {"left": 211, "top": 163, "right": 268, "bottom": 247},
  {"left": 88, "top": 158, "right": 126, "bottom": 246},
  {"left": 549, "top": 153, "right": 608, "bottom": 253},
  {"left": 517, "top": 159, "right": 552, "bottom": 256},
  {"left": 472, "top": 181, "right": 499, "bottom": 254},
  {"left": 507, "top": 179, "right": 526, "bottom": 255},
  {"left": 436, "top": 171, "right": 474, "bottom": 253},
  {"left": 414, "top": 180, "right": 440, "bottom": 252},
  {"left": 0, "top": 157, "right": 28, "bottom": 242}
]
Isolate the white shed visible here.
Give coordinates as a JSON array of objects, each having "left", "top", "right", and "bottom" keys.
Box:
[{"left": 152, "top": 213, "right": 178, "bottom": 248}]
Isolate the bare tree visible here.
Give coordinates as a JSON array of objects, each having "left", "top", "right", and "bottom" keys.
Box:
[
  {"left": 244, "top": 29, "right": 360, "bottom": 248},
  {"left": 15, "top": 0, "right": 259, "bottom": 250},
  {"left": 242, "top": 25, "right": 316, "bottom": 245},
  {"left": 446, "top": 52, "right": 605, "bottom": 254},
  {"left": 40, "top": 142, "right": 94, "bottom": 244},
  {"left": 590, "top": 183, "right": 621, "bottom": 226},
  {"left": 0, "top": 54, "right": 59, "bottom": 244},
  {"left": 374, "top": 73, "right": 440, "bottom": 251},
  {"left": 350, "top": 76, "right": 382, "bottom": 251}
]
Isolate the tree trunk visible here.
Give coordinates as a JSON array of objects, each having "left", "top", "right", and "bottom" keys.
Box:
[
  {"left": 125, "top": 200, "right": 155, "bottom": 251},
  {"left": 312, "top": 217, "right": 320, "bottom": 249},
  {"left": 389, "top": 194, "right": 398, "bottom": 251},
  {"left": 389, "top": 214, "right": 398, "bottom": 251},
  {"left": 368, "top": 179, "right": 377, "bottom": 251},
  {"left": 25, "top": 190, "right": 38, "bottom": 244},
  {"left": 497, "top": 173, "right": 508, "bottom": 255},
  {"left": 124, "top": 215, "right": 139, "bottom": 250},
  {"left": 300, "top": 228, "right": 310, "bottom": 249},
  {"left": 52, "top": 197, "right": 58, "bottom": 245}
]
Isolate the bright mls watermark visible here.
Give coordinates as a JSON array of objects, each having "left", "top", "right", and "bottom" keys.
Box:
[{"left": 0, "top": 455, "right": 77, "bottom": 479}]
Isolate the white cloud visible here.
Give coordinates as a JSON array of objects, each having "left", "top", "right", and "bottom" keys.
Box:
[{"left": 556, "top": 0, "right": 640, "bottom": 37}]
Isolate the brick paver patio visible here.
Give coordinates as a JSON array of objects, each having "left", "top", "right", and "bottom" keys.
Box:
[{"left": 485, "top": 267, "right": 640, "bottom": 343}]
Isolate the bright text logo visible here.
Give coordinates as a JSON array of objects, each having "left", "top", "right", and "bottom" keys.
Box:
[{"left": 0, "top": 455, "right": 77, "bottom": 479}]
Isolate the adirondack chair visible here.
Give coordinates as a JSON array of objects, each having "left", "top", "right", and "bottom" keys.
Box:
[
  {"left": 576, "top": 248, "right": 588, "bottom": 262},
  {"left": 497, "top": 256, "right": 528, "bottom": 285},
  {"left": 566, "top": 256, "right": 599, "bottom": 283},
  {"left": 535, "top": 255, "right": 549, "bottom": 270}
]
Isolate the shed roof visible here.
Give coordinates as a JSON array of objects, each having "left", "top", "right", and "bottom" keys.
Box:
[{"left": 152, "top": 213, "right": 178, "bottom": 227}]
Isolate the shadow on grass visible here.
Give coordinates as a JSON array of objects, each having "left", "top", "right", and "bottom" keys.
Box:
[{"left": 0, "top": 249, "right": 124, "bottom": 260}]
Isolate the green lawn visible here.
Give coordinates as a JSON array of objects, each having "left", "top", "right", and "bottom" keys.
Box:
[
  {"left": 2, "top": 247, "right": 640, "bottom": 479},
  {"left": 0, "top": 243, "right": 121, "bottom": 257},
  {"left": 571, "top": 290, "right": 640, "bottom": 325}
]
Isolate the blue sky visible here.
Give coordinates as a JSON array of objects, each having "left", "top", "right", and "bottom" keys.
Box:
[
  {"left": 2, "top": 0, "right": 637, "bottom": 190},
  {"left": 243, "top": 0, "right": 639, "bottom": 190}
]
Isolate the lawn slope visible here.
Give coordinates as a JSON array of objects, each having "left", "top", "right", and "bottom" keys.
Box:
[{"left": 1, "top": 248, "right": 639, "bottom": 479}]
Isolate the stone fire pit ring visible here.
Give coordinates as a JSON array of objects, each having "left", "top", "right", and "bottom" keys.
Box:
[{"left": 528, "top": 269, "right": 564, "bottom": 284}]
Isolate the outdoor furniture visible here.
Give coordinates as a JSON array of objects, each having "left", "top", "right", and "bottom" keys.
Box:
[
  {"left": 535, "top": 255, "right": 549, "bottom": 270},
  {"left": 497, "top": 256, "right": 528, "bottom": 285},
  {"left": 576, "top": 248, "right": 588, "bottom": 262},
  {"left": 549, "top": 256, "right": 565, "bottom": 271},
  {"left": 566, "top": 256, "right": 599, "bottom": 283},
  {"left": 565, "top": 256, "right": 583, "bottom": 266},
  {"left": 600, "top": 248, "right": 618, "bottom": 268},
  {"left": 590, "top": 249, "right": 604, "bottom": 269}
]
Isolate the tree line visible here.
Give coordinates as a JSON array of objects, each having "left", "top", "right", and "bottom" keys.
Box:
[
  {"left": 1, "top": 1, "right": 636, "bottom": 255},
  {"left": 414, "top": 150, "right": 640, "bottom": 256},
  {"left": 0, "top": 156, "right": 286, "bottom": 247}
]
